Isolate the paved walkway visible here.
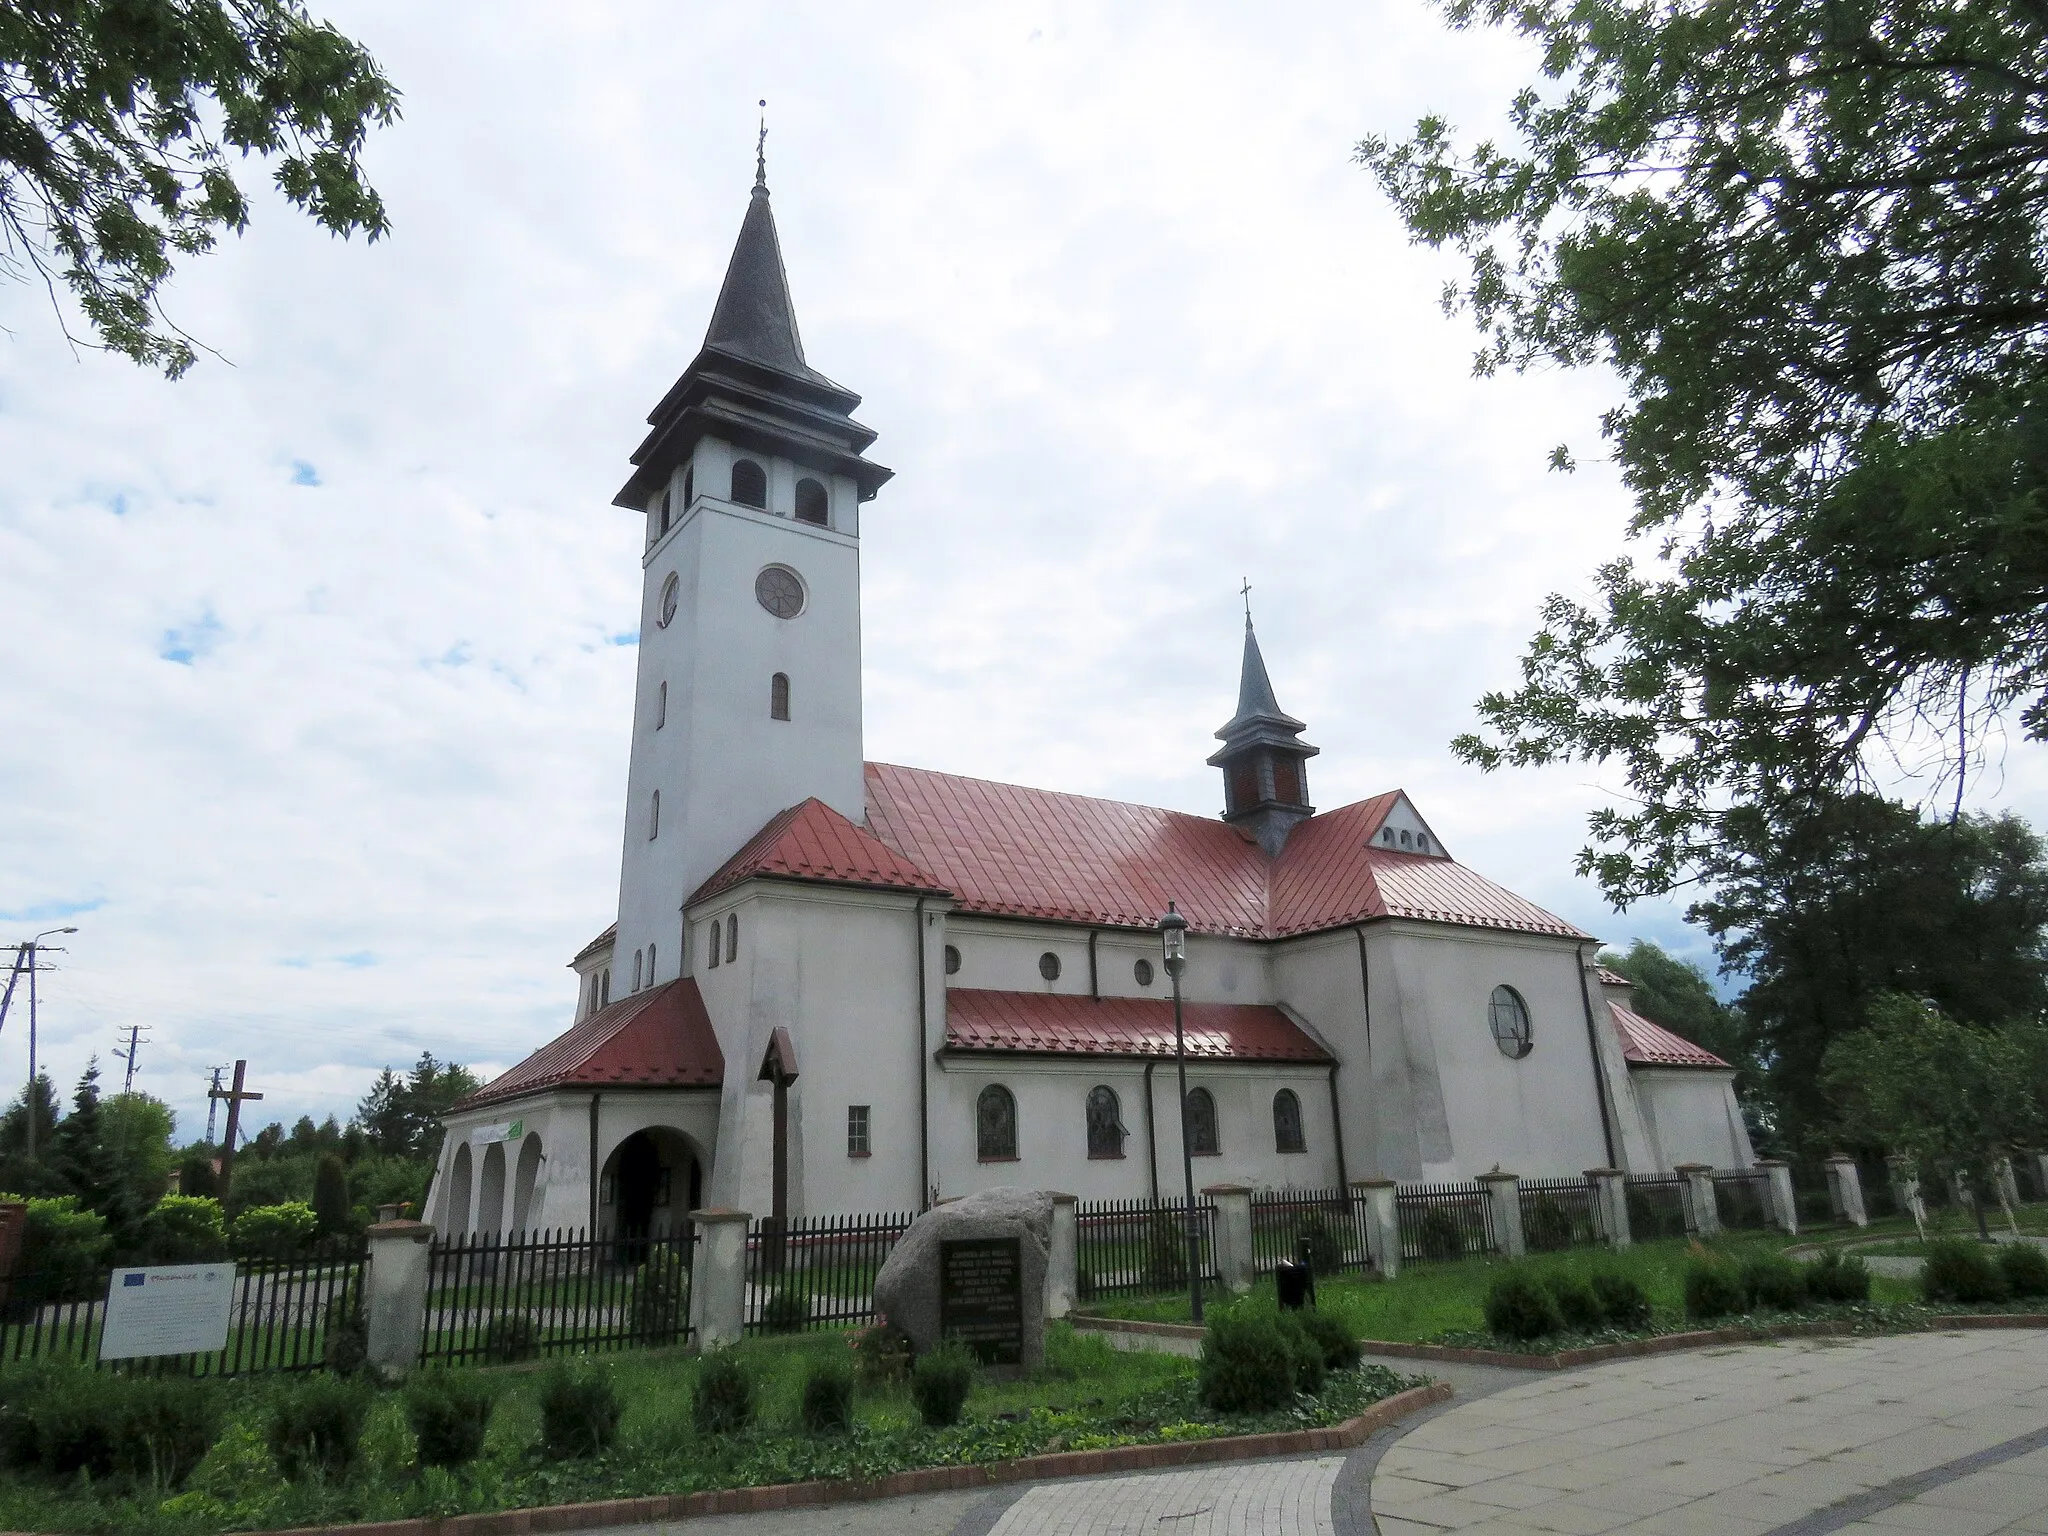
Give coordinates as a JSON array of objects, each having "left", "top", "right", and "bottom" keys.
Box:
[{"left": 1373, "top": 1329, "right": 2048, "bottom": 1535}]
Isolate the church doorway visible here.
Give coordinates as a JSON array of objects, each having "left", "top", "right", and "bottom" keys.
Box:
[{"left": 600, "top": 1128, "right": 704, "bottom": 1255}]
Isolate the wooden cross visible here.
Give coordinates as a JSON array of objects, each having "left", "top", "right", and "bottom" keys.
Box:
[{"left": 207, "top": 1059, "right": 264, "bottom": 1198}]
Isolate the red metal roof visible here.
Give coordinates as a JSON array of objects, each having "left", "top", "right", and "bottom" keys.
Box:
[
  {"left": 944, "top": 988, "right": 1333, "bottom": 1063},
  {"left": 570, "top": 922, "right": 617, "bottom": 966},
  {"left": 690, "top": 797, "right": 947, "bottom": 907},
  {"left": 457, "top": 978, "right": 725, "bottom": 1111},
  {"left": 862, "top": 763, "right": 1588, "bottom": 942},
  {"left": 1610, "top": 1004, "right": 1731, "bottom": 1070}
]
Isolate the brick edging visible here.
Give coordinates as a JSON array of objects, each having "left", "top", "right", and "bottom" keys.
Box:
[
  {"left": 253, "top": 1381, "right": 1453, "bottom": 1536},
  {"left": 1071, "top": 1310, "right": 2048, "bottom": 1372}
]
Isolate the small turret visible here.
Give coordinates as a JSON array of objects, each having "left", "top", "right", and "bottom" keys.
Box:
[{"left": 1207, "top": 613, "right": 1318, "bottom": 856}]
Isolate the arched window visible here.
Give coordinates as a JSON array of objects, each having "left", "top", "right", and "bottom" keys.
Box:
[
  {"left": 1273, "top": 1089, "right": 1306, "bottom": 1154},
  {"left": 770, "top": 672, "right": 790, "bottom": 720},
  {"left": 1086, "top": 1086, "right": 1125, "bottom": 1159},
  {"left": 1185, "top": 1087, "right": 1219, "bottom": 1156},
  {"left": 726, "top": 912, "right": 739, "bottom": 963},
  {"left": 1381, "top": 827, "right": 1395, "bottom": 844},
  {"left": 633, "top": 949, "right": 643, "bottom": 992},
  {"left": 1133, "top": 958, "right": 1155, "bottom": 987},
  {"left": 1490, "top": 985, "right": 1533, "bottom": 1058},
  {"left": 730, "top": 459, "right": 767, "bottom": 507},
  {"left": 650, "top": 789, "right": 660, "bottom": 839},
  {"left": 647, "top": 943, "right": 656, "bottom": 982},
  {"left": 600, "top": 968, "right": 610, "bottom": 1006},
  {"left": 1416, "top": 833, "right": 1430, "bottom": 853},
  {"left": 976, "top": 1084, "right": 1017, "bottom": 1161},
  {"left": 658, "top": 488, "right": 671, "bottom": 537},
  {"left": 1400, "top": 830, "right": 1412, "bottom": 848},
  {"left": 795, "top": 477, "right": 829, "bottom": 526},
  {"left": 707, "top": 924, "right": 720, "bottom": 969},
  {"left": 683, "top": 465, "right": 694, "bottom": 507},
  {"left": 656, "top": 680, "right": 667, "bottom": 729},
  {"left": 1274, "top": 758, "right": 1301, "bottom": 804},
  {"left": 1038, "top": 951, "right": 1062, "bottom": 981},
  {"left": 944, "top": 944, "right": 961, "bottom": 975}
]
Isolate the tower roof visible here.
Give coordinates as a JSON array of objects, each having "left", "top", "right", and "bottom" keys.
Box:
[
  {"left": 1207, "top": 617, "right": 1317, "bottom": 765},
  {"left": 614, "top": 165, "right": 892, "bottom": 510}
]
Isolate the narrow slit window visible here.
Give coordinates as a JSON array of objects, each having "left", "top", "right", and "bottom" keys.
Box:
[
  {"left": 656, "top": 681, "right": 666, "bottom": 729},
  {"left": 632, "top": 949, "right": 643, "bottom": 992},
  {"left": 726, "top": 912, "right": 738, "bottom": 963},
  {"left": 650, "top": 789, "right": 660, "bottom": 839},
  {"left": 707, "top": 925, "right": 720, "bottom": 969},
  {"left": 770, "top": 672, "right": 790, "bottom": 720},
  {"left": 647, "top": 944, "right": 656, "bottom": 983}
]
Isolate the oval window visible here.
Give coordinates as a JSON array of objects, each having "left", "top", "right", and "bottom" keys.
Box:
[
  {"left": 1038, "top": 951, "right": 1062, "bottom": 982},
  {"left": 1489, "top": 985, "right": 1533, "bottom": 1059},
  {"left": 658, "top": 572, "right": 680, "bottom": 628},
  {"left": 755, "top": 565, "right": 805, "bottom": 619},
  {"left": 944, "top": 944, "right": 961, "bottom": 975},
  {"left": 1133, "top": 958, "right": 1155, "bottom": 987}
]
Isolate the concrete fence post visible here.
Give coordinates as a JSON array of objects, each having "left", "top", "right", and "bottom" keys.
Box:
[
  {"left": 1046, "top": 1193, "right": 1078, "bottom": 1317},
  {"left": 1479, "top": 1170, "right": 1525, "bottom": 1258},
  {"left": 1824, "top": 1155, "right": 1868, "bottom": 1228},
  {"left": 1201, "top": 1184, "right": 1255, "bottom": 1294},
  {"left": 1756, "top": 1159, "right": 1799, "bottom": 1235},
  {"left": 2036, "top": 1152, "right": 2048, "bottom": 1204},
  {"left": 687, "top": 1207, "right": 751, "bottom": 1351},
  {"left": 1887, "top": 1155, "right": 1927, "bottom": 1231},
  {"left": 1996, "top": 1157, "right": 2022, "bottom": 1213},
  {"left": 1352, "top": 1179, "right": 1400, "bottom": 1280},
  {"left": 1586, "top": 1169, "right": 1631, "bottom": 1249},
  {"left": 364, "top": 1216, "right": 435, "bottom": 1381},
  {"left": 1675, "top": 1163, "right": 1721, "bottom": 1239}
]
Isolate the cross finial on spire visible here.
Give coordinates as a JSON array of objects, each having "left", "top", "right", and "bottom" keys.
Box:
[
  {"left": 1241, "top": 578, "right": 1253, "bottom": 627},
  {"left": 755, "top": 100, "right": 769, "bottom": 190}
]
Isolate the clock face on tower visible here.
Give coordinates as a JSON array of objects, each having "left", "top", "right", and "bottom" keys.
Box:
[{"left": 754, "top": 565, "right": 806, "bottom": 619}]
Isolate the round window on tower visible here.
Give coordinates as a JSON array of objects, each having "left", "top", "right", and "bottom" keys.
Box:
[
  {"left": 755, "top": 565, "right": 806, "bottom": 619},
  {"left": 658, "top": 572, "right": 680, "bottom": 628}
]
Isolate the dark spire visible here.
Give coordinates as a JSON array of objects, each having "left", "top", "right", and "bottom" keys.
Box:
[
  {"left": 1218, "top": 615, "right": 1305, "bottom": 740},
  {"left": 1207, "top": 608, "right": 1318, "bottom": 857},
  {"left": 702, "top": 141, "right": 816, "bottom": 381}
]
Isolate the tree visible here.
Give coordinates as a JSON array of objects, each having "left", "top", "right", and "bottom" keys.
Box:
[
  {"left": 1822, "top": 996, "right": 2047, "bottom": 1232},
  {"left": 353, "top": 1054, "right": 476, "bottom": 1161},
  {"left": 1360, "top": 0, "right": 2048, "bottom": 903},
  {"left": 1693, "top": 796, "right": 2048, "bottom": 1153},
  {"left": 1600, "top": 939, "right": 1747, "bottom": 1072},
  {"left": 50, "top": 1058, "right": 117, "bottom": 1217},
  {"left": 99, "top": 1091, "right": 176, "bottom": 1216},
  {"left": 354, "top": 1067, "right": 406, "bottom": 1157},
  {"left": 1, "top": 0, "right": 400, "bottom": 375},
  {"left": 0, "top": 1074, "right": 61, "bottom": 1162},
  {"left": 311, "top": 1153, "right": 351, "bottom": 1237}
]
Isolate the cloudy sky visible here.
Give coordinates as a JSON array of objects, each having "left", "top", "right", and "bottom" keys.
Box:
[{"left": 5, "top": 2, "right": 2040, "bottom": 1144}]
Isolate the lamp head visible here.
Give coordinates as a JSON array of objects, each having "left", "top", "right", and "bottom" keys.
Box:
[{"left": 1156, "top": 902, "right": 1188, "bottom": 976}]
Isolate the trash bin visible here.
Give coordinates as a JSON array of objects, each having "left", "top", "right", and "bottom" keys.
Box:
[{"left": 1276, "top": 1258, "right": 1315, "bottom": 1310}]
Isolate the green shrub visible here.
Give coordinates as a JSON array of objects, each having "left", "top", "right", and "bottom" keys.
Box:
[
  {"left": 1275, "top": 1312, "right": 1326, "bottom": 1395},
  {"left": 630, "top": 1249, "right": 690, "bottom": 1342},
  {"left": 851, "top": 1320, "right": 913, "bottom": 1382},
  {"left": 1522, "top": 1197, "right": 1579, "bottom": 1253},
  {"left": 762, "top": 1284, "right": 811, "bottom": 1333},
  {"left": 482, "top": 1311, "right": 541, "bottom": 1364},
  {"left": 312, "top": 1156, "right": 354, "bottom": 1238},
  {"left": 231, "top": 1202, "right": 319, "bottom": 1261},
  {"left": 14, "top": 1196, "right": 111, "bottom": 1305},
  {"left": 1683, "top": 1260, "right": 1744, "bottom": 1321},
  {"left": 1198, "top": 1306, "right": 1296, "bottom": 1412},
  {"left": 267, "top": 1375, "right": 370, "bottom": 1481},
  {"left": 910, "top": 1340, "right": 976, "bottom": 1427},
  {"left": 1293, "top": 1210, "right": 1345, "bottom": 1275},
  {"left": 1548, "top": 1277, "right": 1604, "bottom": 1332},
  {"left": 1414, "top": 1207, "right": 1465, "bottom": 1262},
  {"left": 1804, "top": 1250, "right": 1871, "bottom": 1304},
  {"left": 800, "top": 1359, "right": 855, "bottom": 1434},
  {"left": 539, "top": 1362, "right": 623, "bottom": 1459},
  {"left": 1922, "top": 1238, "right": 2009, "bottom": 1305},
  {"left": 692, "top": 1353, "right": 755, "bottom": 1437},
  {"left": 1294, "top": 1306, "right": 1361, "bottom": 1369},
  {"left": 405, "top": 1373, "right": 496, "bottom": 1468},
  {"left": 1590, "top": 1273, "right": 1653, "bottom": 1330},
  {"left": 1144, "top": 1211, "right": 1190, "bottom": 1289},
  {"left": 132, "top": 1195, "right": 228, "bottom": 1264},
  {"left": 323, "top": 1298, "right": 368, "bottom": 1377},
  {"left": 1998, "top": 1242, "right": 2048, "bottom": 1299},
  {"left": 3, "top": 1370, "right": 223, "bottom": 1488},
  {"left": 1738, "top": 1254, "right": 1807, "bottom": 1311},
  {"left": 1484, "top": 1270, "right": 1561, "bottom": 1341}
]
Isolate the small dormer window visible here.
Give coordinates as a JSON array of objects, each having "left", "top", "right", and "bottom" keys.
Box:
[
  {"left": 795, "top": 478, "right": 828, "bottom": 526},
  {"left": 731, "top": 459, "right": 767, "bottom": 508},
  {"left": 1400, "top": 830, "right": 1412, "bottom": 848},
  {"left": 1416, "top": 833, "right": 1430, "bottom": 853},
  {"left": 1381, "top": 828, "right": 1395, "bottom": 845}
]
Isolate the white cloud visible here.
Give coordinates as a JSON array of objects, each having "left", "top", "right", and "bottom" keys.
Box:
[{"left": 0, "top": 1, "right": 2031, "bottom": 1139}]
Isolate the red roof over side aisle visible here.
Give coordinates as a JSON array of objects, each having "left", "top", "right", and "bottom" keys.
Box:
[
  {"left": 1610, "top": 1004, "right": 1732, "bottom": 1069},
  {"left": 944, "top": 988, "right": 1333, "bottom": 1063},
  {"left": 456, "top": 978, "right": 725, "bottom": 1111}
]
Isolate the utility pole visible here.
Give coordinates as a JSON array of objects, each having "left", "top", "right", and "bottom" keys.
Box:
[
  {"left": 113, "top": 1023, "right": 150, "bottom": 1093},
  {"left": 205, "top": 1067, "right": 226, "bottom": 1144},
  {"left": 1, "top": 928, "right": 79, "bottom": 1161},
  {"left": 208, "top": 1060, "right": 264, "bottom": 1199}
]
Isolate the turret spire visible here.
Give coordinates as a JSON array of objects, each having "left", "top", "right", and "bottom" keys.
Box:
[{"left": 1207, "top": 604, "right": 1318, "bottom": 856}]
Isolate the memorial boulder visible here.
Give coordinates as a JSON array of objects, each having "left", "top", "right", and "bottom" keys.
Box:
[{"left": 872, "top": 1188, "right": 1052, "bottom": 1374}]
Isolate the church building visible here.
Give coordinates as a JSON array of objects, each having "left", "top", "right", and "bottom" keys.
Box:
[{"left": 429, "top": 157, "right": 1752, "bottom": 1242}]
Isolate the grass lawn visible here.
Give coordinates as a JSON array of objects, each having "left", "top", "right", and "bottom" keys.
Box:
[
  {"left": 1082, "top": 1235, "right": 1922, "bottom": 1341},
  {"left": 0, "top": 1323, "right": 1420, "bottom": 1535}
]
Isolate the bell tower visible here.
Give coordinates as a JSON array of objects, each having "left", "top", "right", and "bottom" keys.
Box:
[
  {"left": 1208, "top": 614, "right": 1318, "bottom": 856},
  {"left": 609, "top": 148, "right": 892, "bottom": 989}
]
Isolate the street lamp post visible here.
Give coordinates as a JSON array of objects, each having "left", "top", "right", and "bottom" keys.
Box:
[
  {"left": 1156, "top": 902, "right": 1203, "bottom": 1323},
  {"left": 0, "top": 927, "right": 79, "bottom": 1160}
]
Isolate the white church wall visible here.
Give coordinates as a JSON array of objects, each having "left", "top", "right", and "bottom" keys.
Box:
[
  {"left": 1379, "top": 924, "right": 1613, "bottom": 1179},
  {"left": 940, "top": 918, "right": 1274, "bottom": 1006},
  {"left": 1631, "top": 1068, "right": 1755, "bottom": 1171},
  {"left": 1269, "top": 929, "right": 1380, "bottom": 1180}
]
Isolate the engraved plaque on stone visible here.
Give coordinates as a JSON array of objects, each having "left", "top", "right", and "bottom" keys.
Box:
[{"left": 939, "top": 1235, "right": 1023, "bottom": 1366}]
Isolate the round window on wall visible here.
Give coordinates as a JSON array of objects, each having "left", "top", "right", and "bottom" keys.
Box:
[
  {"left": 1133, "top": 958, "right": 1155, "bottom": 986},
  {"left": 657, "top": 572, "right": 680, "bottom": 628},
  {"left": 1489, "top": 985, "right": 1533, "bottom": 1059},
  {"left": 1038, "top": 951, "right": 1062, "bottom": 981},
  {"left": 754, "top": 564, "right": 806, "bottom": 619},
  {"left": 944, "top": 944, "right": 961, "bottom": 975}
]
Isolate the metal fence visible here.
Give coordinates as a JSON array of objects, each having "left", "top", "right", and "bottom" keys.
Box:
[
  {"left": 1075, "top": 1196, "right": 1218, "bottom": 1300},
  {"left": 0, "top": 1242, "right": 366, "bottom": 1377},
  {"left": 1624, "top": 1173, "right": 1696, "bottom": 1240},
  {"left": 2014, "top": 1158, "right": 2045, "bottom": 1206},
  {"left": 420, "top": 1227, "right": 692, "bottom": 1366},
  {"left": 1394, "top": 1181, "right": 1496, "bottom": 1263},
  {"left": 1714, "top": 1170, "right": 1773, "bottom": 1230},
  {"left": 1517, "top": 1176, "right": 1603, "bottom": 1252},
  {"left": 1248, "top": 1187, "right": 1368, "bottom": 1276},
  {"left": 743, "top": 1210, "right": 913, "bottom": 1335},
  {"left": 1858, "top": 1159, "right": 1900, "bottom": 1220}
]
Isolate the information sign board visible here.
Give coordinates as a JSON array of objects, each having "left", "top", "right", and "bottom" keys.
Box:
[
  {"left": 98, "top": 1264, "right": 236, "bottom": 1361},
  {"left": 939, "top": 1236, "right": 1023, "bottom": 1366}
]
